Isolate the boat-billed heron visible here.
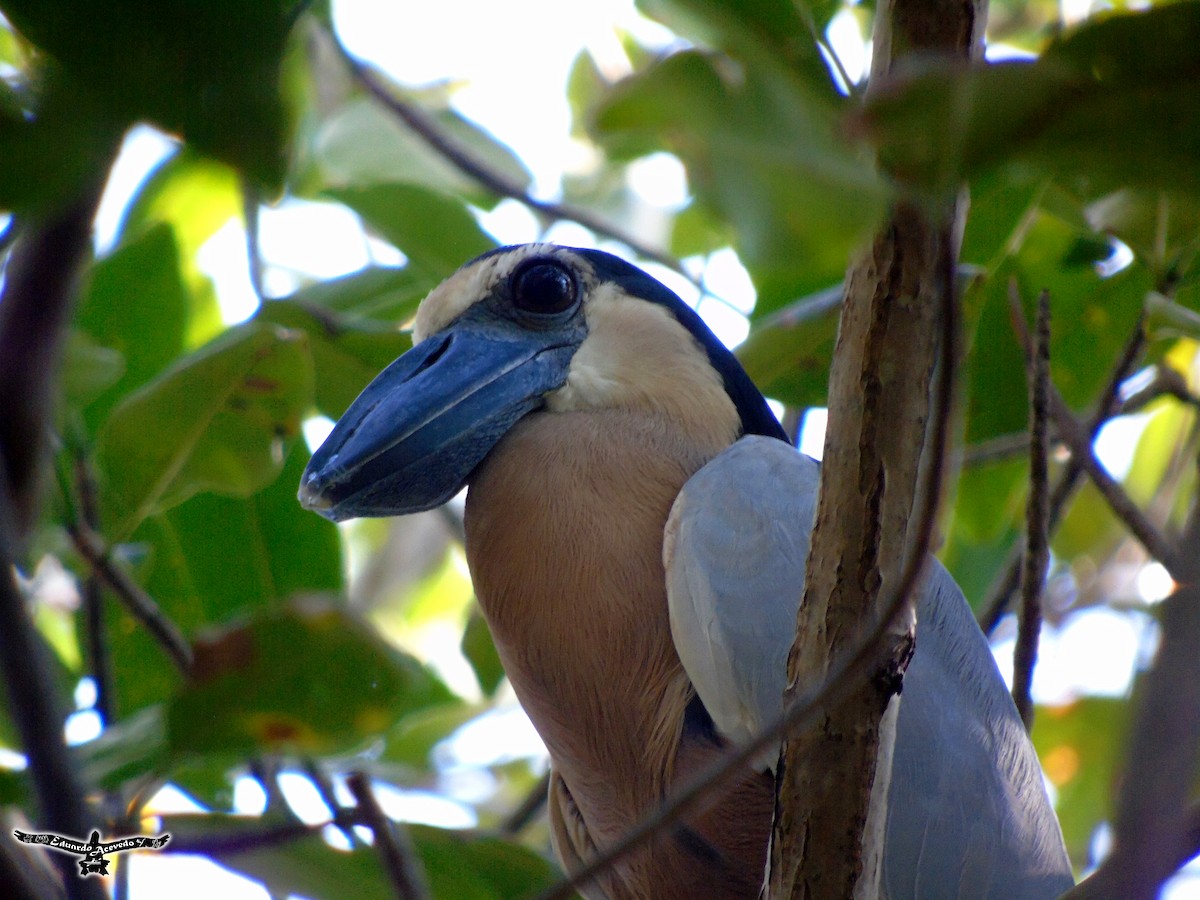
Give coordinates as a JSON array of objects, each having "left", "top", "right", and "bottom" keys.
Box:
[{"left": 299, "top": 244, "right": 1074, "bottom": 899}]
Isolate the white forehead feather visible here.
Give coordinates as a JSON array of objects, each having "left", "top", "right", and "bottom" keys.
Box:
[{"left": 412, "top": 244, "right": 592, "bottom": 343}]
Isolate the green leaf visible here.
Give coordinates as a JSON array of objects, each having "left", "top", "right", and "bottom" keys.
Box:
[
  {"left": 857, "top": 4, "right": 1200, "bottom": 199},
  {"left": 96, "top": 322, "right": 313, "bottom": 538},
  {"left": 410, "top": 825, "right": 563, "bottom": 900},
  {"left": 73, "top": 705, "right": 169, "bottom": 792},
  {"left": 592, "top": 50, "right": 885, "bottom": 307},
  {"left": 162, "top": 813, "right": 395, "bottom": 900},
  {"left": 461, "top": 610, "right": 505, "bottom": 697},
  {"left": 2, "top": 0, "right": 302, "bottom": 189},
  {"left": 283, "top": 266, "right": 434, "bottom": 321},
  {"left": 1032, "top": 697, "right": 1129, "bottom": 865},
  {"left": 107, "top": 445, "right": 342, "bottom": 719},
  {"left": 73, "top": 223, "right": 189, "bottom": 428},
  {"left": 637, "top": 0, "right": 837, "bottom": 89},
  {"left": 168, "top": 599, "right": 453, "bottom": 757},
  {"left": 326, "top": 183, "right": 498, "bottom": 280},
  {"left": 256, "top": 298, "right": 412, "bottom": 419},
  {"left": 962, "top": 211, "right": 1152, "bottom": 444},
  {"left": 314, "top": 96, "right": 531, "bottom": 207},
  {"left": 736, "top": 284, "right": 841, "bottom": 406}
]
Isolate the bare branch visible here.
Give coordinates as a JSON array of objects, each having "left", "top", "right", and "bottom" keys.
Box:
[
  {"left": 1012, "top": 291, "right": 1051, "bottom": 731},
  {"left": 346, "top": 771, "right": 430, "bottom": 900},
  {"left": 499, "top": 770, "right": 550, "bottom": 836},
  {"left": 326, "top": 28, "right": 696, "bottom": 287},
  {"left": 980, "top": 312, "right": 1147, "bottom": 633},
  {"left": 66, "top": 522, "right": 194, "bottom": 676}
]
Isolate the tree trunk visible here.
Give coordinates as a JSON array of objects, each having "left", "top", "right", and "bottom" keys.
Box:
[{"left": 767, "top": 1, "right": 987, "bottom": 897}]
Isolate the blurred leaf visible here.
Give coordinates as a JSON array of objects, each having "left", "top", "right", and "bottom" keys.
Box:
[
  {"left": 593, "top": 50, "right": 885, "bottom": 307},
  {"left": 1032, "top": 697, "right": 1129, "bottom": 864},
  {"left": 380, "top": 702, "right": 480, "bottom": 772},
  {"left": 60, "top": 332, "right": 126, "bottom": 411},
  {"left": 856, "top": 4, "right": 1200, "bottom": 199},
  {"left": 314, "top": 96, "right": 531, "bottom": 207},
  {"left": 96, "top": 322, "right": 313, "bottom": 538},
  {"left": 736, "top": 284, "right": 841, "bottom": 406},
  {"left": 638, "top": 0, "right": 837, "bottom": 88},
  {"left": 1, "top": 0, "right": 302, "bottom": 189},
  {"left": 461, "top": 610, "right": 505, "bottom": 698},
  {"left": 73, "top": 705, "right": 168, "bottom": 792},
  {"left": 1086, "top": 190, "right": 1200, "bottom": 285},
  {"left": 73, "top": 223, "right": 189, "bottom": 428},
  {"left": 168, "top": 598, "right": 453, "bottom": 757},
  {"left": 117, "top": 151, "right": 240, "bottom": 345},
  {"left": 162, "top": 813, "right": 395, "bottom": 900},
  {"left": 410, "top": 824, "right": 563, "bottom": 899},
  {"left": 326, "top": 183, "right": 498, "bottom": 280},
  {"left": 283, "top": 265, "right": 433, "bottom": 321},
  {"left": 256, "top": 298, "right": 412, "bottom": 419},
  {"left": 107, "top": 445, "right": 342, "bottom": 719},
  {"left": 162, "top": 815, "right": 563, "bottom": 900}
]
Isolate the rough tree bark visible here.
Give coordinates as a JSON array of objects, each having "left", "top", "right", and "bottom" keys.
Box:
[{"left": 767, "top": 1, "right": 987, "bottom": 897}]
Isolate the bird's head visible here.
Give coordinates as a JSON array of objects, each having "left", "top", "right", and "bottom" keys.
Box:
[{"left": 299, "top": 244, "right": 785, "bottom": 521}]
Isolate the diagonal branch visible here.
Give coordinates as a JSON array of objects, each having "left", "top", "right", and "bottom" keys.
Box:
[
  {"left": 66, "top": 522, "right": 194, "bottom": 676},
  {"left": 1011, "top": 291, "right": 1051, "bottom": 731},
  {"left": 346, "top": 771, "right": 430, "bottom": 900},
  {"left": 326, "top": 28, "right": 697, "bottom": 287}
]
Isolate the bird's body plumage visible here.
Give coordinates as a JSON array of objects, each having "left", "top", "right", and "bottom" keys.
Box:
[{"left": 299, "top": 244, "right": 1074, "bottom": 899}]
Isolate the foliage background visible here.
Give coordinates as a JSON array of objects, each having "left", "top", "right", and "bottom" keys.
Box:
[{"left": 0, "top": 0, "right": 1199, "bottom": 896}]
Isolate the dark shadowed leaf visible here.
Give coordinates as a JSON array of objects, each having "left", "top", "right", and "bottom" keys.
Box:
[
  {"left": 256, "top": 298, "right": 412, "bottom": 420},
  {"left": 1, "top": 0, "right": 302, "bottom": 189}
]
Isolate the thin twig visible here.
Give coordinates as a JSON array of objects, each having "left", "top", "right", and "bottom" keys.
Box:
[
  {"left": 301, "top": 758, "right": 363, "bottom": 848},
  {"left": 1006, "top": 286, "right": 1183, "bottom": 580},
  {"left": 69, "top": 442, "right": 114, "bottom": 725},
  {"left": 161, "top": 817, "right": 348, "bottom": 856},
  {"left": 1011, "top": 291, "right": 1051, "bottom": 731},
  {"left": 66, "top": 522, "right": 194, "bottom": 676},
  {"left": 499, "top": 770, "right": 550, "bottom": 836},
  {"left": 328, "top": 29, "right": 696, "bottom": 288},
  {"left": 536, "top": 185, "right": 961, "bottom": 900},
  {"left": 980, "top": 309, "right": 1147, "bottom": 633},
  {"left": 346, "top": 771, "right": 430, "bottom": 900}
]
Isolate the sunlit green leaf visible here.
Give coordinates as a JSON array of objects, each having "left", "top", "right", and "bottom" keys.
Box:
[
  {"left": 315, "top": 96, "right": 531, "bottom": 207},
  {"left": 326, "top": 183, "right": 498, "bottom": 280},
  {"left": 1032, "top": 697, "right": 1130, "bottom": 865},
  {"left": 96, "top": 322, "right": 313, "bottom": 538},
  {"left": 168, "top": 599, "right": 452, "bottom": 757}
]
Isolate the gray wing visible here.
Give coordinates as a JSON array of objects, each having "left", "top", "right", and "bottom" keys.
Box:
[{"left": 663, "top": 435, "right": 1074, "bottom": 899}]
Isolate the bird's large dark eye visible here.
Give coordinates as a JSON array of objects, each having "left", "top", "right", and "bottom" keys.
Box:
[{"left": 511, "top": 260, "right": 578, "bottom": 316}]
